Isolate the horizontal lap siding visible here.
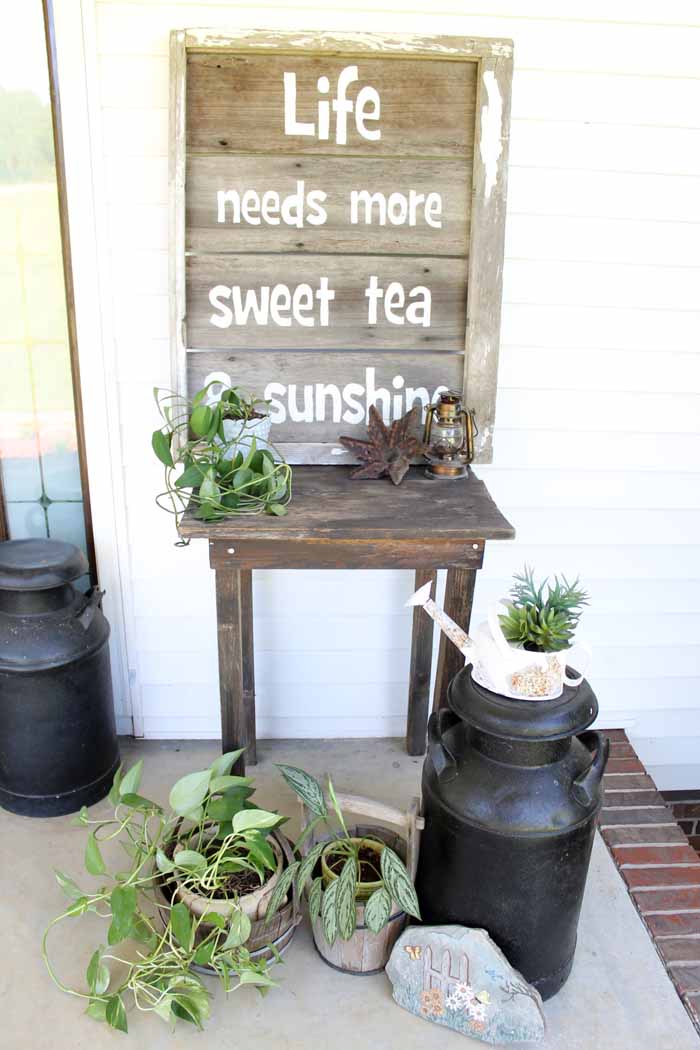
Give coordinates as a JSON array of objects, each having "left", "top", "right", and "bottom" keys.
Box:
[{"left": 93, "top": 2, "right": 700, "bottom": 782}]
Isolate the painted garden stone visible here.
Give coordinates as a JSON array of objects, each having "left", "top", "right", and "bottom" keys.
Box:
[{"left": 386, "top": 926, "right": 545, "bottom": 1044}]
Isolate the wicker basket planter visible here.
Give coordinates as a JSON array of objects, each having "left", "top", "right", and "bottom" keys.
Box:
[{"left": 300, "top": 795, "right": 423, "bottom": 976}]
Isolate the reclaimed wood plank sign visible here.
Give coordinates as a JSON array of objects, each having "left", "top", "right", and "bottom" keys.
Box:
[{"left": 170, "top": 30, "right": 513, "bottom": 463}]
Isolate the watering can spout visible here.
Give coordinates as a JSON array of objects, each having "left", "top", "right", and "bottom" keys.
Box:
[
  {"left": 405, "top": 580, "right": 434, "bottom": 607},
  {"left": 406, "top": 582, "right": 475, "bottom": 658}
]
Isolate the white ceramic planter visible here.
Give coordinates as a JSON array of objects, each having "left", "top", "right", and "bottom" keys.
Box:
[
  {"left": 218, "top": 415, "right": 271, "bottom": 458},
  {"left": 173, "top": 836, "right": 283, "bottom": 921}
]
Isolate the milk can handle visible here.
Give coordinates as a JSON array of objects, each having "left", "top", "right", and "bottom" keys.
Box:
[
  {"left": 571, "top": 731, "right": 610, "bottom": 807},
  {"left": 427, "top": 709, "right": 460, "bottom": 777},
  {"left": 76, "top": 588, "right": 105, "bottom": 631}
]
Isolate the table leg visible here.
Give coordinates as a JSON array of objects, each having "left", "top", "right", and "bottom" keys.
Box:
[
  {"left": 406, "top": 568, "right": 437, "bottom": 756},
  {"left": 432, "top": 567, "right": 477, "bottom": 711},
  {"left": 215, "top": 568, "right": 246, "bottom": 775},
  {"left": 240, "top": 569, "right": 257, "bottom": 765}
]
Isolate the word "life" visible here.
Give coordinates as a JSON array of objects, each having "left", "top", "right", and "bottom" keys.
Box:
[{"left": 284, "top": 65, "right": 380, "bottom": 144}]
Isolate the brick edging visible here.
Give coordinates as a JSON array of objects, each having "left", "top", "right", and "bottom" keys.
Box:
[{"left": 599, "top": 730, "right": 700, "bottom": 1033}]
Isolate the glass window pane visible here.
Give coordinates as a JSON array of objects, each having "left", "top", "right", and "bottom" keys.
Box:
[{"left": 0, "top": 2, "right": 89, "bottom": 562}]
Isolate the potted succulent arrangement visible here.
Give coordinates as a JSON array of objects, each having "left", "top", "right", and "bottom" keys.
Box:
[
  {"left": 152, "top": 382, "right": 292, "bottom": 528},
  {"left": 42, "top": 751, "right": 299, "bottom": 1034},
  {"left": 409, "top": 566, "right": 591, "bottom": 701},
  {"left": 267, "top": 765, "right": 422, "bottom": 975}
]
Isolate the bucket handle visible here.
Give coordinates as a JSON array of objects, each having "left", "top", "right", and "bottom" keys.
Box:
[
  {"left": 571, "top": 731, "right": 610, "bottom": 807},
  {"left": 488, "top": 602, "right": 517, "bottom": 661},
  {"left": 427, "top": 708, "right": 461, "bottom": 779}
]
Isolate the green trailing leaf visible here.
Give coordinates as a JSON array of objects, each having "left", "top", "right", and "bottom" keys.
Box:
[
  {"left": 210, "top": 749, "right": 246, "bottom": 778},
  {"left": 71, "top": 805, "right": 89, "bottom": 827},
  {"left": 86, "top": 947, "right": 110, "bottom": 996},
  {"left": 308, "top": 876, "right": 323, "bottom": 923},
  {"left": 209, "top": 774, "right": 251, "bottom": 794},
  {"left": 85, "top": 832, "right": 106, "bottom": 876},
  {"left": 85, "top": 999, "right": 108, "bottom": 1022},
  {"left": 295, "top": 841, "right": 325, "bottom": 896},
  {"left": 245, "top": 832, "right": 276, "bottom": 873},
  {"left": 174, "top": 850, "right": 208, "bottom": 873},
  {"left": 65, "top": 896, "right": 92, "bottom": 917},
  {"left": 201, "top": 911, "right": 227, "bottom": 929},
  {"left": 105, "top": 994, "right": 128, "bottom": 1034},
  {"left": 108, "top": 884, "right": 137, "bottom": 945},
  {"left": 380, "top": 847, "right": 421, "bottom": 920},
  {"left": 336, "top": 855, "right": 358, "bottom": 941},
  {"left": 156, "top": 848, "right": 175, "bottom": 874},
  {"left": 276, "top": 764, "right": 327, "bottom": 818},
  {"left": 199, "top": 467, "right": 220, "bottom": 504},
  {"left": 175, "top": 464, "right": 206, "bottom": 489},
  {"left": 120, "top": 792, "right": 161, "bottom": 813},
  {"left": 54, "top": 869, "right": 82, "bottom": 900},
  {"left": 236, "top": 970, "right": 277, "bottom": 989},
  {"left": 169, "top": 769, "right": 212, "bottom": 817},
  {"left": 208, "top": 789, "right": 250, "bottom": 823},
  {"left": 193, "top": 940, "right": 216, "bottom": 967},
  {"left": 264, "top": 860, "right": 299, "bottom": 923},
  {"left": 232, "top": 808, "right": 283, "bottom": 834},
  {"left": 169, "top": 976, "right": 211, "bottom": 1028},
  {"left": 364, "top": 887, "right": 392, "bottom": 934},
  {"left": 119, "top": 759, "right": 143, "bottom": 797},
  {"left": 190, "top": 404, "right": 213, "bottom": 437},
  {"left": 223, "top": 909, "right": 252, "bottom": 949},
  {"left": 321, "top": 879, "right": 339, "bottom": 946},
  {"left": 266, "top": 503, "right": 287, "bottom": 517},
  {"left": 108, "top": 765, "right": 123, "bottom": 806},
  {"left": 170, "top": 902, "right": 193, "bottom": 951},
  {"left": 152, "top": 429, "right": 173, "bottom": 467}
]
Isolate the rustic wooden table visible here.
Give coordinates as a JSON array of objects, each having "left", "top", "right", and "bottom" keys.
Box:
[{"left": 180, "top": 465, "right": 514, "bottom": 774}]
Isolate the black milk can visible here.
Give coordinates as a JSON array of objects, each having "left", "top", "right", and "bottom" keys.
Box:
[
  {"left": 416, "top": 666, "right": 609, "bottom": 1000},
  {"left": 0, "top": 539, "right": 120, "bottom": 816}
]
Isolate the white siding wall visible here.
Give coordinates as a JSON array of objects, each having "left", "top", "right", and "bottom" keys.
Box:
[{"left": 70, "top": 1, "right": 700, "bottom": 788}]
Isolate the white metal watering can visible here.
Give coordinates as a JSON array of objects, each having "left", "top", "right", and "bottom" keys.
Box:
[{"left": 407, "top": 582, "right": 591, "bottom": 701}]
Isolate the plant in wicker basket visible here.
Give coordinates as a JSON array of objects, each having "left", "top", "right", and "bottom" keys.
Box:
[
  {"left": 42, "top": 752, "right": 287, "bottom": 1034},
  {"left": 266, "top": 765, "right": 420, "bottom": 943},
  {"left": 339, "top": 405, "right": 423, "bottom": 485}
]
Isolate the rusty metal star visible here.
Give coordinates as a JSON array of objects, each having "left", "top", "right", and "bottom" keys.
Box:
[{"left": 339, "top": 405, "right": 424, "bottom": 485}]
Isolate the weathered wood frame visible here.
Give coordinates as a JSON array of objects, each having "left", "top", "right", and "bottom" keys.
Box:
[{"left": 169, "top": 28, "right": 513, "bottom": 462}]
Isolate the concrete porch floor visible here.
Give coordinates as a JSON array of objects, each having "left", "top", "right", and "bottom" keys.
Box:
[{"left": 3, "top": 737, "right": 699, "bottom": 1050}]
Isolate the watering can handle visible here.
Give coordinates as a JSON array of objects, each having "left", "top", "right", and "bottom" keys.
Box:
[
  {"left": 563, "top": 642, "right": 592, "bottom": 686},
  {"left": 488, "top": 602, "right": 516, "bottom": 661}
]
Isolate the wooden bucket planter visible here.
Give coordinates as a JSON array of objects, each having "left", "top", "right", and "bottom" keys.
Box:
[
  {"left": 300, "top": 793, "right": 423, "bottom": 976},
  {"left": 157, "top": 829, "right": 302, "bottom": 966}
]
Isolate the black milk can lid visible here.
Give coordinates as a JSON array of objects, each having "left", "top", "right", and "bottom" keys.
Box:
[
  {"left": 448, "top": 664, "right": 598, "bottom": 741},
  {"left": 0, "top": 539, "right": 88, "bottom": 591}
]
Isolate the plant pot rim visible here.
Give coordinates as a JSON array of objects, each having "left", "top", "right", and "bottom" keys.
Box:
[
  {"left": 172, "top": 834, "right": 283, "bottom": 920},
  {"left": 320, "top": 836, "right": 384, "bottom": 898}
]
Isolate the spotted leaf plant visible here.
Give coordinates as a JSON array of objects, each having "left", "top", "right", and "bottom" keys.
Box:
[
  {"left": 268, "top": 765, "right": 420, "bottom": 942},
  {"left": 42, "top": 753, "right": 284, "bottom": 1034}
]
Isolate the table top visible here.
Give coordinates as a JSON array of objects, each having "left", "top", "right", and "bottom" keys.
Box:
[{"left": 179, "top": 466, "right": 515, "bottom": 543}]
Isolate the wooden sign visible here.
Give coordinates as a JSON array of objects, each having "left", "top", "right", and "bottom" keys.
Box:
[{"left": 170, "top": 30, "right": 513, "bottom": 463}]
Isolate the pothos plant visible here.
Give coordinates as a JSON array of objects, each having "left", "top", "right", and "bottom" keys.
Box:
[
  {"left": 499, "top": 566, "right": 589, "bottom": 653},
  {"left": 42, "top": 751, "right": 286, "bottom": 1034},
  {"left": 263, "top": 765, "right": 421, "bottom": 943},
  {"left": 152, "top": 383, "right": 292, "bottom": 528}
]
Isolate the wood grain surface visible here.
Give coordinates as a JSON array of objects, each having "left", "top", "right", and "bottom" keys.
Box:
[
  {"left": 179, "top": 466, "right": 514, "bottom": 545},
  {"left": 186, "top": 51, "right": 477, "bottom": 157},
  {"left": 186, "top": 155, "right": 471, "bottom": 256},
  {"left": 186, "top": 253, "right": 468, "bottom": 350}
]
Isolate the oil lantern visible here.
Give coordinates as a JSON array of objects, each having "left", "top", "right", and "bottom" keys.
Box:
[{"left": 423, "top": 392, "right": 475, "bottom": 479}]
